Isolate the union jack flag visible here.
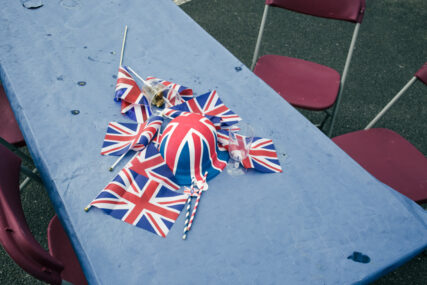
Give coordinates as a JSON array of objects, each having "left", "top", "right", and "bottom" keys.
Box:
[
  {"left": 120, "top": 99, "right": 152, "bottom": 123},
  {"left": 89, "top": 168, "right": 187, "bottom": 237},
  {"left": 115, "top": 66, "right": 147, "bottom": 105},
  {"left": 159, "top": 112, "right": 228, "bottom": 185},
  {"left": 216, "top": 129, "right": 231, "bottom": 150},
  {"left": 146, "top": 77, "right": 193, "bottom": 107},
  {"left": 167, "top": 90, "right": 241, "bottom": 127},
  {"left": 152, "top": 128, "right": 162, "bottom": 149},
  {"left": 217, "top": 130, "right": 282, "bottom": 173},
  {"left": 126, "top": 143, "right": 180, "bottom": 191},
  {"left": 246, "top": 137, "right": 282, "bottom": 173},
  {"left": 101, "top": 116, "right": 163, "bottom": 156}
]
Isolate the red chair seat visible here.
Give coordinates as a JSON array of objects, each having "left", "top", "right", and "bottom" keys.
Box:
[
  {"left": 0, "top": 85, "right": 25, "bottom": 146},
  {"left": 333, "top": 128, "right": 427, "bottom": 203},
  {"left": 48, "top": 216, "right": 88, "bottom": 285},
  {"left": 253, "top": 55, "right": 341, "bottom": 110}
]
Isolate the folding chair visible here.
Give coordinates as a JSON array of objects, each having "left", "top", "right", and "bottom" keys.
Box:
[
  {"left": 251, "top": 0, "right": 366, "bottom": 136},
  {"left": 0, "top": 83, "right": 41, "bottom": 189},
  {"left": 332, "top": 63, "right": 427, "bottom": 204},
  {"left": 0, "top": 144, "right": 88, "bottom": 285}
]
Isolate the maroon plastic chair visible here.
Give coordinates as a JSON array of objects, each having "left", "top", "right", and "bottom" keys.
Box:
[
  {"left": 1, "top": 83, "right": 42, "bottom": 189},
  {"left": 251, "top": 0, "right": 366, "bottom": 136},
  {"left": 333, "top": 63, "right": 427, "bottom": 204},
  {"left": 0, "top": 83, "right": 25, "bottom": 147},
  {"left": 0, "top": 144, "right": 88, "bottom": 284}
]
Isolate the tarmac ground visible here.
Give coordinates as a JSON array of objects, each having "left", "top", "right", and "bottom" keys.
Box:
[{"left": 0, "top": 0, "right": 426, "bottom": 284}]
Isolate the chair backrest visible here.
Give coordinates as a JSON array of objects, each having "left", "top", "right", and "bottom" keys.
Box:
[
  {"left": 415, "top": 62, "right": 427, "bottom": 85},
  {"left": 252, "top": 0, "right": 366, "bottom": 137},
  {"left": 365, "top": 62, "right": 427, "bottom": 130},
  {"left": 0, "top": 84, "right": 25, "bottom": 146},
  {"left": 266, "top": 0, "right": 366, "bottom": 23},
  {"left": 0, "top": 144, "right": 63, "bottom": 284}
]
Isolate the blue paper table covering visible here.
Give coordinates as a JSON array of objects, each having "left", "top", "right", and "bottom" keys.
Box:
[{"left": 0, "top": 1, "right": 426, "bottom": 284}]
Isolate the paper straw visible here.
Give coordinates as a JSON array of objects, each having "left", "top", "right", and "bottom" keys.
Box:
[
  {"left": 186, "top": 187, "right": 202, "bottom": 233},
  {"left": 182, "top": 172, "right": 208, "bottom": 239},
  {"left": 182, "top": 177, "right": 196, "bottom": 239},
  {"left": 182, "top": 192, "right": 193, "bottom": 240},
  {"left": 119, "top": 25, "right": 128, "bottom": 67}
]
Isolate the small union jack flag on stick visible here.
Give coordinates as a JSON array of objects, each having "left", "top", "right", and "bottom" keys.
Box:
[
  {"left": 115, "top": 66, "right": 148, "bottom": 105},
  {"left": 165, "top": 90, "right": 241, "bottom": 128},
  {"left": 118, "top": 67, "right": 154, "bottom": 123},
  {"left": 101, "top": 116, "right": 163, "bottom": 156},
  {"left": 115, "top": 66, "right": 158, "bottom": 123},
  {"left": 217, "top": 130, "right": 282, "bottom": 173},
  {"left": 101, "top": 116, "right": 163, "bottom": 171},
  {"left": 86, "top": 167, "right": 186, "bottom": 237},
  {"left": 116, "top": 68, "right": 194, "bottom": 122},
  {"left": 126, "top": 143, "right": 180, "bottom": 191}
]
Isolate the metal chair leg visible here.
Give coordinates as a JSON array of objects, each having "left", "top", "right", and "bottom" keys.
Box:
[
  {"left": 20, "top": 166, "right": 42, "bottom": 190},
  {"left": 313, "top": 110, "right": 331, "bottom": 131},
  {"left": 318, "top": 110, "right": 332, "bottom": 130},
  {"left": 0, "top": 137, "right": 33, "bottom": 164},
  {"left": 0, "top": 137, "right": 42, "bottom": 189}
]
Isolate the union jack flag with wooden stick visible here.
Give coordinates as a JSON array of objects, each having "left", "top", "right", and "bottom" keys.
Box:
[
  {"left": 165, "top": 90, "right": 241, "bottom": 127},
  {"left": 89, "top": 168, "right": 186, "bottom": 237},
  {"left": 115, "top": 66, "right": 147, "bottom": 105},
  {"left": 101, "top": 116, "right": 163, "bottom": 156}
]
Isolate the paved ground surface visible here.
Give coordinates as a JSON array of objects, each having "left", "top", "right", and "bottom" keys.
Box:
[{"left": 1, "top": 0, "right": 426, "bottom": 284}]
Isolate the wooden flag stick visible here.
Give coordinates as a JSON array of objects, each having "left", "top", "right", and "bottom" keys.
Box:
[
  {"left": 109, "top": 151, "right": 127, "bottom": 171},
  {"left": 119, "top": 25, "right": 128, "bottom": 67},
  {"left": 126, "top": 66, "right": 149, "bottom": 86},
  {"left": 109, "top": 146, "right": 142, "bottom": 172}
]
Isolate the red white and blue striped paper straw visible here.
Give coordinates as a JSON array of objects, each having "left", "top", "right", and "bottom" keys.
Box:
[
  {"left": 182, "top": 172, "right": 208, "bottom": 240},
  {"left": 182, "top": 179, "right": 196, "bottom": 240}
]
